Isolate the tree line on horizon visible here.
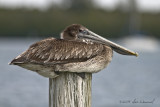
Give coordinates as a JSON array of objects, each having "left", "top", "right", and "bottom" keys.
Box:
[{"left": 0, "top": 0, "right": 159, "bottom": 38}]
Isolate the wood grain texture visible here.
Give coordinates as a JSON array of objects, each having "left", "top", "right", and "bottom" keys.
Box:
[{"left": 49, "top": 73, "right": 92, "bottom": 107}]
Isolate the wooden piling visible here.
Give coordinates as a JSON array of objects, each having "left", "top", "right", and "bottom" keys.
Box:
[{"left": 49, "top": 72, "right": 92, "bottom": 107}]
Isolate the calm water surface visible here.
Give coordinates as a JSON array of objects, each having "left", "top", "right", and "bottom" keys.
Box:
[{"left": 0, "top": 38, "right": 160, "bottom": 107}]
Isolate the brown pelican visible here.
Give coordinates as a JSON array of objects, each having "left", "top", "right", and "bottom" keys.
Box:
[{"left": 10, "top": 24, "right": 138, "bottom": 78}]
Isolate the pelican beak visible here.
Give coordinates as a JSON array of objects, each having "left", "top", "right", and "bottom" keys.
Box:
[{"left": 79, "top": 30, "right": 138, "bottom": 57}]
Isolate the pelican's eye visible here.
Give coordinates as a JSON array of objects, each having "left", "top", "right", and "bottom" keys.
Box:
[{"left": 79, "top": 29, "right": 89, "bottom": 35}]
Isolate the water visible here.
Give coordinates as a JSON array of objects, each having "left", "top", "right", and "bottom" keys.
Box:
[{"left": 0, "top": 38, "right": 160, "bottom": 107}]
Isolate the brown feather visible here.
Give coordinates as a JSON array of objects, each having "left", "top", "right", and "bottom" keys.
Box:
[{"left": 10, "top": 37, "right": 104, "bottom": 66}]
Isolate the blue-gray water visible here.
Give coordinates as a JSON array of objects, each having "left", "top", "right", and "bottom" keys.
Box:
[{"left": 0, "top": 38, "right": 160, "bottom": 107}]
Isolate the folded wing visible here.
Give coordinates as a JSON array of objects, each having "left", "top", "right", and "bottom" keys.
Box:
[{"left": 10, "top": 37, "right": 104, "bottom": 65}]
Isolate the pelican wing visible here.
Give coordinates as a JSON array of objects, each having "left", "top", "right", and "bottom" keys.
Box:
[{"left": 10, "top": 37, "right": 104, "bottom": 65}]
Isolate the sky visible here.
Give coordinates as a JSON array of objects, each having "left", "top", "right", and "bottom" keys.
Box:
[{"left": 0, "top": 0, "right": 160, "bottom": 12}]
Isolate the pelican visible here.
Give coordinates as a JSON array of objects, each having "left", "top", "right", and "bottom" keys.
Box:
[{"left": 10, "top": 24, "right": 138, "bottom": 78}]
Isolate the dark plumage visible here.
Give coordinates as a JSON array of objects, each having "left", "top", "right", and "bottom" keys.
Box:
[{"left": 10, "top": 24, "right": 138, "bottom": 78}]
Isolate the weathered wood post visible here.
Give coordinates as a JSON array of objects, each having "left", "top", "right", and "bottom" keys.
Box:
[{"left": 49, "top": 72, "right": 92, "bottom": 107}]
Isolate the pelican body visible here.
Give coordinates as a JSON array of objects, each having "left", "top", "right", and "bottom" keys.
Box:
[{"left": 10, "top": 24, "right": 138, "bottom": 78}]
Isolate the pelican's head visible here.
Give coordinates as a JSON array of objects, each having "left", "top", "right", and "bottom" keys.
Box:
[{"left": 61, "top": 24, "right": 138, "bottom": 57}]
